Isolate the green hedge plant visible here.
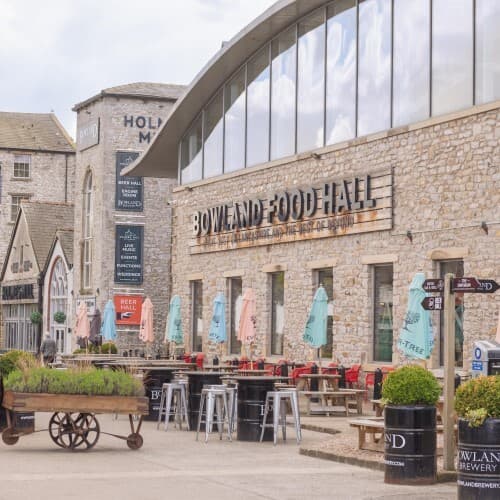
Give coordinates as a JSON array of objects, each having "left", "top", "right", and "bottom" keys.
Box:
[
  {"left": 0, "top": 350, "right": 37, "bottom": 377},
  {"left": 381, "top": 365, "right": 440, "bottom": 406},
  {"left": 30, "top": 311, "right": 42, "bottom": 324},
  {"left": 455, "top": 375, "right": 500, "bottom": 427},
  {"left": 53, "top": 311, "right": 66, "bottom": 324}
]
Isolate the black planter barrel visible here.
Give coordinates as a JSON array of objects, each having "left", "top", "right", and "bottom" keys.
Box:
[
  {"left": 234, "top": 376, "right": 280, "bottom": 442},
  {"left": 186, "top": 371, "right": 223, "bottom": 430},
  {"left": 142, "top": 367, "right": 177, "bottom": 421},
  {"left": 384, "top": 405, "right": 437, "bottom": 485},
  {"left": 457, "top": 418, "right": 500, "bottom": 499}
]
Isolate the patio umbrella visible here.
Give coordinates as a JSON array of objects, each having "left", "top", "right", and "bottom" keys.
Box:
[
  {"left": 165, "top": 295, "right": 183, "bottom": 358},
  {"left": 237, "top": 288, "right": 257, "bottom": 365},
  {"left": 74, "top": 301, "right": 91, "bottom": 349},
  {"left": 398, "top": 273, "right": 434, "bottom": 360},
  {"left": 302, "top": 286, "right": 328, "bottom": 367},
  {"left": 100, "top": 299, "right": 117, "bottom": 342},
  {"left": 89, "top": 308, "right": 101, "bottom": 345},
  {"left": 139, "top": 297, "right": 154, "bottom": 344},
  {"left": 208, "top": 293, "right": 227, "bottom": 344}
]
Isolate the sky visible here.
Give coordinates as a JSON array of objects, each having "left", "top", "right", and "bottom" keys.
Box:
[{"left": 0, "top": 0, "right": 277, "bottom": 139}]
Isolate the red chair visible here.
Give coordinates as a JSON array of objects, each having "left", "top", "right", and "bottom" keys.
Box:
[
  {"left": 291, "top": 366, "right": 312, "bottom": 385},
  {"left": 195, "top": 353, "right": 205, "bottom": 369},
  {"left": 183, "top": 353, "right": 192, "bottom": 363},
  {"left": 322, "top": 362, "right": 338, "bottom": 374},
  {"left": 345, "top": 364, "right": 361, "bottom": 388}
]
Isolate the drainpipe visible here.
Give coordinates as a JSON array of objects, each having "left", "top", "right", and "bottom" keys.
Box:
[
  {"left": 36, "top": 274, "right": 44, "bottom": 354},
  {"left": 64, "top": 154, "right": 68, "bottom": 203}
]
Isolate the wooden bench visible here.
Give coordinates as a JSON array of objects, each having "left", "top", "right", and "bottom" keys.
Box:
[{"left": 300, "top": 391, "right": 360, "bottom": 416}]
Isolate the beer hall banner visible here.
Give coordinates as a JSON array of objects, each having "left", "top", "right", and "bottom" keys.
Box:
[
  {"left": 190, "top": 169, "right": 392, "bottom": 254},
  {"left": 115, "top": 151, "right": 143, "bottom": 211}
]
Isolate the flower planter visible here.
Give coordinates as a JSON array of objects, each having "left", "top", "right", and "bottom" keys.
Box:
[
  {"left": 384, "top": 405, "right": 437, "bottom": 485},
  {"left": 457, "top": 417, "right": 500, "bottom": 499}
]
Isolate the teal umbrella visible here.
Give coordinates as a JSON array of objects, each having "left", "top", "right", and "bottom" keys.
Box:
[
  {"left": 398, "top": 273, "right": 434, "bottom": 360},
  {"left": 208, "top": 293, "right": 227, "bottom": 344},
  {"left": 303, "top": 286, "right": 328, "bottom": 349},
  {"left": 165, "top": 295, "right": 183, "bottom": 344},
  {"left": 100, "top": 300, "right": 117, "bottom": 342}
]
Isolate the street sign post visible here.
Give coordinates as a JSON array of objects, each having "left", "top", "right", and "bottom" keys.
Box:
[
  {"left": 451, "top": 277, "right": 480, "bottom": 292},
  {"left": 421, "top": 296, "right": 444, "bottom": 311},
  {"left": 422, "top": 279, "right": 444, "bottom": 292},
  {"left": 471, "top": 279, "right": 500, "bottom": 294}
]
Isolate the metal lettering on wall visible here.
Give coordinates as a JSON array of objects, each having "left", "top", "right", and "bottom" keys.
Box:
[
  {"left": 190, "top": 169, "right": 392, "bottom": 254},
  {"left": 115, "top": 152, "right": 143, "bottom": 211},
  {"left": 114, "top": 225, "right": 143, "bottom": 285}
]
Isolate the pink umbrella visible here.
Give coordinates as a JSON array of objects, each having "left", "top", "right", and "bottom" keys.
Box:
[
  {"left": 75, "top": 302, "right": 91, "bottom": 347},
  {"left": 238, "top": 289, "right": 257, "bottom": 364},
  {"left": 139, "top": 297, "right": 154, "bottom": 343}
]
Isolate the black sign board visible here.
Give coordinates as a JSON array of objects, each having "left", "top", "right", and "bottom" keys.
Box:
[
  {"left": 115, "top": 152, "right": 143, "bottom": 211},
  {"left": 422, "top": 296, "right": 444, "bottom": 311},
  {"left": 114, "top": 225, "right": 143, "bottom": 285},
  {"left": 452, "top": 277, "right": 480, "bottom": 293},
  {"left": 469, "top": 279, "right": 500, "bottom": 294},
  {"left": 422, "top": 279, "right": 444, "bottom": 293}
]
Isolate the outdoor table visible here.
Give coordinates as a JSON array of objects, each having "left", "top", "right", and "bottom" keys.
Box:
[
  {"left": 230, "top": 376, "right": 287, "bottom": 442},
  {"left": 300, "top": 390, "right": 360, "bottom": 416},
  {"left": 236, "top": 369, "right": 270, "bottom": 376},
  {"left": 298, "top": 373, "right": 340, "bottom": 391},
  {"left": 204, "top": 365, "right": 236, "bottom": 372}
]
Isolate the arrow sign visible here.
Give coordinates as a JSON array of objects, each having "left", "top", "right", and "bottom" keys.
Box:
[
  {"left": 423, "top": 279, "right": 444, "bottom": 292},
  {"left": 452, "top": 277, "right": 481, "bottom": 293},
  {"left": 422, "top": 296, "right": 444, "bottom": 311},
  {"left": 469, "top": 279, "right": 500, "bottom": 294}
]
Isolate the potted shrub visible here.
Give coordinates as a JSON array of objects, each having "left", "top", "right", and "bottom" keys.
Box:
[
  {"left": 381, "top": 365, "right": 441, "bottom": 485},
  {"left": 53, "top": 311, "right": 66, "bottom": 324},
  {"left": 30, "top": 311, "right": 42, "bottom": 325},
  {"left": 455, "top": 375, "right": 500, "bottom": 499}
]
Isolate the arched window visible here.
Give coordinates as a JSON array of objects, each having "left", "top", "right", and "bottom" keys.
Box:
[
  {"left": 49, "top": 258, "right": 68, "bottom": 354},
  {"left": 82, "top": 171, "right": 93, "bottom": 289}
]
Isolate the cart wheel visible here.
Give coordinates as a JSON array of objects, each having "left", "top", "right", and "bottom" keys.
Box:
[
  {"left": 49, "top": 412, "right": 72, "bottom": 448},
  {"left": 2, "top": 428, "right": 19, "bottom": 446},
  {"left": 126, "top": 433, "right": 143, "bottom": 450},
  {"left": 50, "top": 412, "right": 100, "bottom": 450}
]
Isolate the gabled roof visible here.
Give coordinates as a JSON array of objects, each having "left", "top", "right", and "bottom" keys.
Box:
[
  {"left": 0, "top": 112, "right": 75, "bottom": 153},
  {"left": 42, "top": 229, "right": 74, "bottom": 276},
  {"left": 73, "top": 82, "right": 186, "bottom": 111}
]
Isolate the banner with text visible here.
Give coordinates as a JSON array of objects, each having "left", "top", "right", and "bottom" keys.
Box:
[
  {"left": 115, "top": 151, "right": 143, "bottom": 211},
  {"left": 114, "top": 225, "right": 144, "bottom": 285}
]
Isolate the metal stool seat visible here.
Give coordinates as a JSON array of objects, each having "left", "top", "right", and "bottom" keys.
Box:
[
  {"left": 196, "top": 386, "right": 232, "bottom": 442},
  {"left": 260, "top": 390, "right": 301, "bottom": 445},
  {"left": 157, "top": 381, "right": 190, "bottom": 431}
]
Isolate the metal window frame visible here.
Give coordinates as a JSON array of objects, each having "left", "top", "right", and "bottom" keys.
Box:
[
  {"left": 190, "top": 280, "right": 203, "bottom": 352},
  {"left": 270, "top": 271, "right": 285, "bottom": 356},
  {"left": 371, "top": 263, "right": 394, "bottom": 363}
]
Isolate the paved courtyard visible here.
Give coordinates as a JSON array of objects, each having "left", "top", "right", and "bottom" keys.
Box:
[{"left": 0, "top": 412, "right": 457, "bottom": 500}]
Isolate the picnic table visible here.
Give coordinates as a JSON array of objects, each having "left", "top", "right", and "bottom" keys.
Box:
[
  {"left": 300, "top": 390, "right": 363, "bottom": 416},
  {"left": 298, "top": 373, "right": 340, "bottom": 391}
]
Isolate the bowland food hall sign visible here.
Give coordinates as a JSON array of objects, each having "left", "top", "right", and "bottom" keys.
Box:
[{"left": 190, "top": 169, "right": 392, "bottom": 254}]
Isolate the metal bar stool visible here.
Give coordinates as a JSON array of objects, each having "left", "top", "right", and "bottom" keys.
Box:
[
  {"left": 196, "top": 386, "right": 232, "bottom": 442},
  {"left": 157, "top": 381, "right": 190, "bottom": 431},
  {"left": 260, "top": 389, "right": 301, "bottom": 445}
]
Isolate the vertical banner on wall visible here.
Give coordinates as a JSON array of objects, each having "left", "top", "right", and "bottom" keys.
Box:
[
  {"left": 114, "top": 225, "right": 144, "bottom": 285},
  {"left": 115, "top": 151, "right": 143, "bottom": 211}
]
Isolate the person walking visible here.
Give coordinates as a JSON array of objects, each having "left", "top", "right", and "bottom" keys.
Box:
[{"left": 40, "top": 333, "right": 57, "bottom": 366}]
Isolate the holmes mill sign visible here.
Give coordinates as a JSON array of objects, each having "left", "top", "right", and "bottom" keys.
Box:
[{"left": 190, "top": 168, "right": 392, "bottom": 254}]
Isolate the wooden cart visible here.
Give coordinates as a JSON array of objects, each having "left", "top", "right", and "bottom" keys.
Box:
[{"left": 1, "top": 391, "right": 149, "bottom": 451}]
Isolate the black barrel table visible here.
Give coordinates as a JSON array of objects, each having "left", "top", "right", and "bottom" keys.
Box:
[
  {"left": 184, "top": 371, "right": 225, "bottom": 430},
  {"left": 231, "top": 376, "right": 287, "bottom": 442}
]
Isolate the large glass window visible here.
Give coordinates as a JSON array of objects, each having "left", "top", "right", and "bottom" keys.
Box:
[
  {"left": 180, "top": 115, "right": 203, "bottom": 183},
  {"left": 246, "top": 46, "right": 270, "bottom": 167},
  {"left": 297, "top": 10, "right": 325, "bottom": 153},
  {"left": 13, "top": 154, "right": 31, "bottom": 178},
  {"left": 228, "top": 277, "right": 243, "bottom": 355},
  {"left": 82, "top": 172, "right": 93, "bottom": 290},
  {"left": 476, "top": 0, "right": 500, "bottom": 104},
  {"left": 271, "top": 27, "right": 297, "bottom": 160},
  {"left": 191, "top": 280, "right": 203, "bottom": 352},
  {"left": 439, "top": 260, "right": 464, "bottom": 367},
  {"left": 432, "top": 0, "right": 473, "bottom": 116},
  {"left": 271, "top": 272, "right": 285, "bottom": 355},
  {"left": 203, "top": 91, "right": 224, "bottom": 178},
  {"left": 373, "top": 265, "right": 393, "bottom": 362},
  {"left": 317, "top": 268, "right": 333, "bottom": 359},
  {"left": 393, "top": 0, "right": 430, "bottom": 127},
  {"left": 358, "top": 0, "right": 392, "bottom": 136},
  {"left": 10, "top": 194, "right": 30, "bottom": 223},
  {"left": 50, "top": 258, "right": 68, "bottom": 354},
  {"left": 224, "top": 68, "right": 246, "bottom": 173},
  {"left": 326, "top": 0, "right": 357, "bottom": 145},
  {"left": 3, "top": 303, "right": 37, "bottom": 352}
]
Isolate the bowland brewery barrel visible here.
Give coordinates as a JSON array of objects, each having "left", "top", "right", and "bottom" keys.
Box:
[
  {"left": 457, "top": 418, "right": 500, "bottom": 500},
  {"left": 384, "top": 405, "right": 437, "bottom": 485},
  {"left": 187, "top": 372, "right": 222, "bottom": 431}
]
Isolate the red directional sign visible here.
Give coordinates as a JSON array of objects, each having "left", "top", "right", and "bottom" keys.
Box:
[
  {"left": 422, "top": 296, "right": 444, "bottom": 311},
  {"left": 422, "top": 279, "right": 444, "bottom": 292},
  {"left": 469, "top": 279, "right": 500, "bottom": 294},
  {"left": 452, "top": 277, "right": 481, "bottom": 293}
]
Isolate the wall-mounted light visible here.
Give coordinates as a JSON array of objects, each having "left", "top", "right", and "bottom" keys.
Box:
[
  {"left": 406, "top": 230, "right": 413, "bottom": 243},
  {"left": 311, "top": 152, "right": 322, "bottom": 160},
  {"left": 481, "top": 221, "right": 488, "bottom": 234},
  {"left": 186, "top": 186, "right": 193, "bottom": 192}
]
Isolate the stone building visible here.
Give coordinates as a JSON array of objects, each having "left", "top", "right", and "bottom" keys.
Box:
[
  {"left": 72, "top": 82, "right": 184, "bottom": 354},
  {"left": 128, "top": 0, "right": 500, "bottom": 370}
]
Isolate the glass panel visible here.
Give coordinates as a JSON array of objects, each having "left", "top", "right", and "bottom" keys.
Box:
[
  {"left": 476, "top": 0, "right": 500, "bottom": 104},
  {"left": 271, "top": 272, "right": 285, "bottom": 355},
  {"left": 247, "top": 45, "right": 270, "bottom": 167},
  {"left": 439, "top": 261, "right": 464, "bottom": 367},
  {"left": 432, "top": 0, "right": 473, "bottom": 116},
  {"left": 180, "top": 115, "right": 203, "bottom": 183},
  {"left": 358, "top": 0, "right": 392, "bottom": 136},
  {"left": 192, "top": 280, "right": 203, "bottom": 352},
  {"left": 271, "top": 27, "right": 297, "bottom": 160},
  {"left": 297, "top": 9, "right": 325, "bottom": 153},
  {"left": 229, "top": 277, "right": 243, "bottom": 354},
  {"left": 373, "top": 265, "right": 393, "bottom": 362},
  {"left": 203, "top": 91, "right": 224, "bottom": 178},
  {"left": 326, "top": 0, "right": 357, "bottom": 144},
  {"left": 393, "top": 0, "right": 430, "bottom": 126},
  {"left": 224, "top": 68, "right": 246, "bottom": 173},
  {"left": 317, "top": 269, "right": 333, "bottom": 359}
]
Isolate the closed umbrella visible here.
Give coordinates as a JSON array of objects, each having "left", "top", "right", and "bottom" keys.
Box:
[
  {"left": 237, "top": 288, "right": 257, "bottom": 365},
  {"left": 208, "top": 293, "right": 227, "bottom": 344},
  {"left": 100, "top": 300, "right": 117, "bottom": 342},
  {"left": 89, "top": 308, "right": 101, "bottom": 345},
  {"left": 139, "top": 297, "right": 154, "bottom": 343},
  {"left": 165, "top": 295, "right": 183, "bottom": 358},
  {"left": 398, "top": 273, "right": 434, "bottom": 360},
  {"left": 75, "top": 302, "right": 91, "bottom": 349},
  {"left": 303, "top": 286, "right": 329, "bottom": 367}
]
